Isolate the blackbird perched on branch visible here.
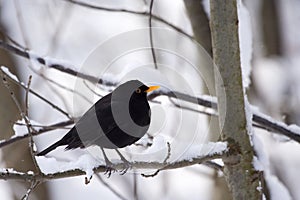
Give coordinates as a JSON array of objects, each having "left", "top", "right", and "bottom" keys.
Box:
[{"left": 37, "top": 80, "right": 160, "bottom": 173}]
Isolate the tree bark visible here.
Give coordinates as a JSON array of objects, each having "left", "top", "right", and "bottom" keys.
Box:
[
  {"left": 184, "top": 0, "right": 212, "bottom": 56},
  {"left": 210, "top": 0, "right": 262, "bottom": 199}
]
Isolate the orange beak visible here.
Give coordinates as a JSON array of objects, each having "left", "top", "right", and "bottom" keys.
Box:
[{"left": 145, "top": 85, "right": 160, "bottom": 93}]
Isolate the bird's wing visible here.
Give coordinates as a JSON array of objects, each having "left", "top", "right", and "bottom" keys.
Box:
[
  {"left": 73, "top": 93, "right": 113, "bottom": 144},
  {"left": 73, "top": 93, "right": 148, "bottom": 148}
]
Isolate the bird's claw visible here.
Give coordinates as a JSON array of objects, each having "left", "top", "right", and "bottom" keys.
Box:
[
  {"left": 119, "top": 161, "right": 132, "bottom": 175},
  {"left": 104, "top": 165, "right": 116, "bottom": 178}
]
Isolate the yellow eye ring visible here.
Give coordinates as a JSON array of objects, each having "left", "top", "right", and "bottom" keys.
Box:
[{"left": 136, "top": 88, "right": 142, "bottom": 93}]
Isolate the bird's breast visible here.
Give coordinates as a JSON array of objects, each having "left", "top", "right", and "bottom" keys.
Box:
[{"left": 129, "top": 100, "right": 150, "bottom": 127}]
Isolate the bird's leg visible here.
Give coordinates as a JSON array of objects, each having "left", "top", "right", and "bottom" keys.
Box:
[
  {"left": 100, "top": 147, "right": 115, "bottom": 177},
  {"left": 115, "top": 149, "right": 131, "bottom": 175}
]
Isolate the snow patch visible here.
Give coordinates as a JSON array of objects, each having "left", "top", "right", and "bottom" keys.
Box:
[
  {"left": 36, "top": 154, "right": 104, "bottom": 179},
  {"left": 179, "top": 142, "right": 227, "bottom": 162},
  {"left": 0, "top": 168, "right": 23, "bottom": 174},
  {"left": 287, "top": 124, "right": 300, "bottom": 135},
  {"left": 0, "top": 66, "right": 19, "bottom": 82},
  {"left": 237, "top": 0, "right": 253, "bottom": 88},
  {"left": 13, "top": 119, "right": 43, "bottom": 137}
]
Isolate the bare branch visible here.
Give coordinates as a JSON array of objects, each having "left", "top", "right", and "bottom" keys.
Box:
[
  {"left": 25, "top": 75, "right": 42, "bottom": 174},
  {"left": 1, "top": 72, "right": 42, "bottom": 173},
  {"left": 0, "top": 66, "right": 72, "bottom": 119},
  {"left": 40, "top": 72, "right": 93, "bottom": 104},
  {"left": 25, "top": 76, "right": 32, "bottom": 116},
  {"left": 163, "top": 142, "right": 171, "bottom": 163},
  {"left": 149, "top": 0, "right": 158, "bottom": 69},
  {"left": 141, "top": 141, "right": 171, "bottom": 178},
  {"left": 21, "top": 180, "right": 40, "bottom": 200},
  {"left": 62, "top": 0, "right": 193, "bottom": 40},
  {"left": 168, "top": 96, "right": 218, "bottom": 116},
  {"left": 83, "top": 80, "right": 103, "bottom": 98}
]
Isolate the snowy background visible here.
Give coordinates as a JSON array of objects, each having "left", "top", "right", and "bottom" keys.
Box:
[{"left": 0, "top": 0, "right": 300, "bottom": 199}]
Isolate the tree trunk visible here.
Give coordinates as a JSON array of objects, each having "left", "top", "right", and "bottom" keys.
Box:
[{"left": 209, "top": 0, "right": 262, "bottom": 199}]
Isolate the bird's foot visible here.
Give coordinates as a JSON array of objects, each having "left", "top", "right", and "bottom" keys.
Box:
[
  {"left": 104, "top": 164, "right": 116, "bottom": 178},
  {"left": 101, "top": 148, "right": 116, "bottom": 177},
  {"left": 115, "top": 149, "right": 132, "bottom": 175},
  {"left": 119, "top": 160, "right": 132, "bottom": 175}
]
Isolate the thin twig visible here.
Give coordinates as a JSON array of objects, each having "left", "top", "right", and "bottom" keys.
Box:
[
  {"left": 168, "top": 97, "right": 218, "bottom": 116},
  {"left": 40, "top": 72, "right": 93, "bottom": 104},
  {"left": 25, "top": 75, "right": 42, "bottom": 174},
  {"left": 0, "top": 119, "right": 74, "bottom": 149},
  {"left": 149, "top": 0, "right": 158, "bottom": 69},
  {"left": 4, "top": 33, "right": 26, "bottom": 50},
  {"left": 1, "top": 72, "right": 23, "bottom": 121},
  {"left": 83, "top": 80, "right": 103, "bottom": 97},
  {"left": 14, "top": 122, "right": 71, "bottom": 130},
  {"left": 141, "top": 141, "right": 171, "bottom": 178},
  {"left": 0, "top": 66, "right": 72, "bottom": 119},
  {"left": 21, "top": 180, "right": 40, "bottom": 200},
  {"left": 46, "top": 2, "right": 74, "bottom": 54},
  {"left": 25, "top": 76, "right": 32, "bottom": 116},
  {"left": 62, "top": 0, "right": 194, "bottom": 40},
  {"left": 163, "top": 142, "right": 171, "bottom": 163},
  {"left": 1, "top": 73, "right": 42, "bottom": 173},
  {"left": 141, "top": 169, "right": 160, "bottom": 178},
  {"left": 95, "top": 174, "right": 128, "bottom": 200},
  {"left": 202, "top": 161, "right": 223, "bottom": 171}
]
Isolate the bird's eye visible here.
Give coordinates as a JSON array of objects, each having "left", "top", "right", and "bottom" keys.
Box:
[{"left": 135, "top": 88, "right": 142, "bottom": 93}]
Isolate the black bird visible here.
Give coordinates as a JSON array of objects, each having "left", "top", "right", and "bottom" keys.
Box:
[{"left": 37, "top": 80, "right": 159, "bottom": 170}]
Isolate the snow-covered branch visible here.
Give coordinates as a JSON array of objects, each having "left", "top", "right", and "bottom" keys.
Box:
[
  {"left": 0, "top": 120, "right": 74, "bottom": 149},
  {"left": 0, "top": 147, "right": 225, "bottom": 181}
]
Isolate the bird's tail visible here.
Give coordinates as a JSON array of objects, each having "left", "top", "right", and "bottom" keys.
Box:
[{"left": 36, "top": 139, "right": 67, "bottom": 156}]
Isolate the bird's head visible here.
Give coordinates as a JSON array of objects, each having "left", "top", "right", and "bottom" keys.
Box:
[
  {"left": 134, "top": 84, "right": 160, "bottom": 96},
  {"left": 112, "top": 80, "right": 160, "bottom": 103}
]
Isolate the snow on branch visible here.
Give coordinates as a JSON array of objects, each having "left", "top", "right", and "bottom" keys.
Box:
[
  {"left": 252, "top": 108, "right": 300, "bottom": 141},
  {"left": 0, "top": 142, "right": 226, "bottom": 182},
  {"left": 0, "top": 120, "right": 74, "bottom": 149}
]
